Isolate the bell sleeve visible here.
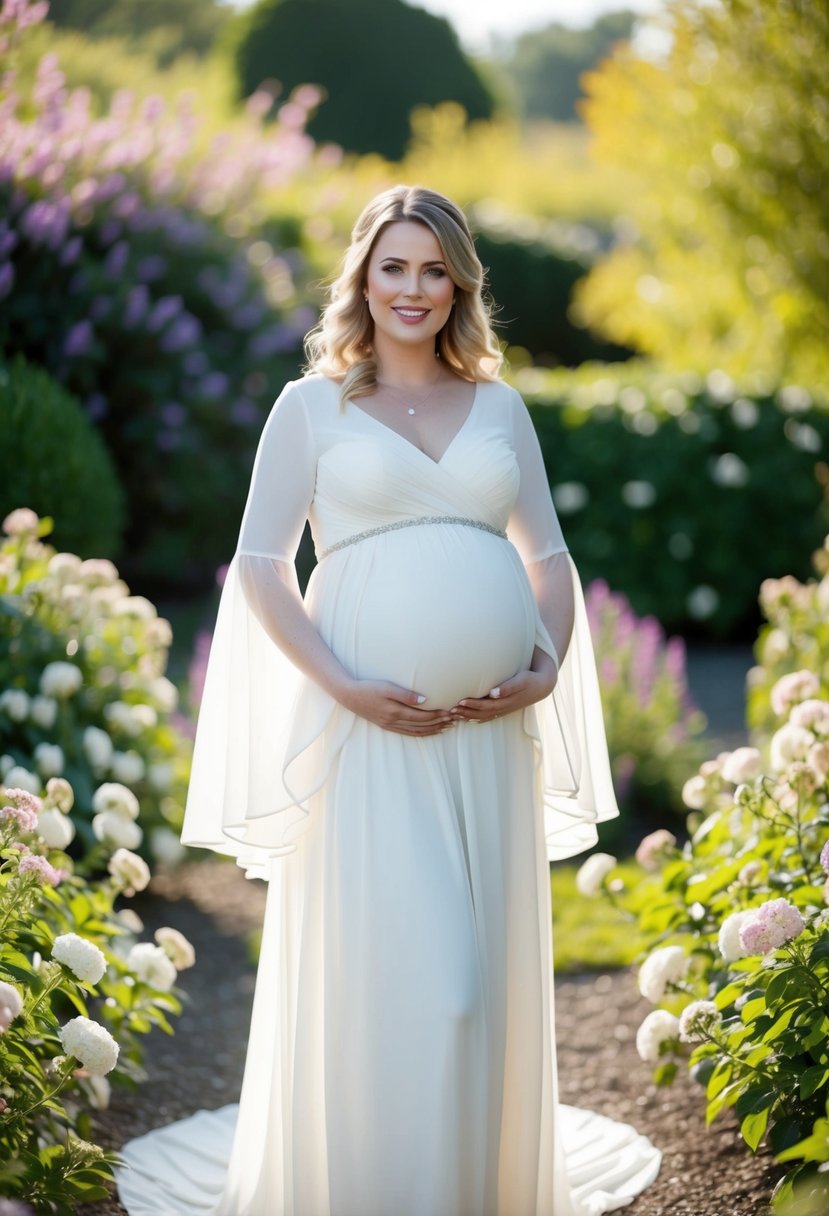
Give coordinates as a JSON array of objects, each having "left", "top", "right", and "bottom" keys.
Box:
[
  {"left": 505, "top": 386, "right": 620, "bottom": 862},
  {"left": 180, "top": 379, "right": 348, "bottom": 879}
]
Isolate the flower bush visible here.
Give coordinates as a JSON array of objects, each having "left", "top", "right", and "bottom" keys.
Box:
[
  {"left": 577, "top": 664, "right": 829, "bottom": 1207},
  {"left": 0, "top": 508, "right": 191, "bottom": 863},
  {"left": 516, "top": 361, "right": 829, "bottom": 638},
  {"left": 747, "top": 538, "right": 829, "bottom": 742},
  {"left": 0, "top": 0, "right": 321, "bottom": 584},
  {"left": 0, "top": 779, "right": 195, "bottom": 1212}
]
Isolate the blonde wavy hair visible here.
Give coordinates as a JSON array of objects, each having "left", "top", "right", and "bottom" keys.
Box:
[{"left": 303, "top": 184, "right": 503, "bottom": 408}]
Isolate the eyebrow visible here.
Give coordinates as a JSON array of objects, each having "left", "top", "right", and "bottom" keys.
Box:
[{"left": 379, "top": 256, "right": 446, "bottom": 266}]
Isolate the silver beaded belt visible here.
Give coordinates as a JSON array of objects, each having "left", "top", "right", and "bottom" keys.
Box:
[{"left": 317, "top": 515, "right": 508, "bottom": 560}]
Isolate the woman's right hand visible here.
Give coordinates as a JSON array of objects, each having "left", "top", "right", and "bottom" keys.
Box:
[{"left": 337, "top": 679, "right": 454, "bottom": 736}]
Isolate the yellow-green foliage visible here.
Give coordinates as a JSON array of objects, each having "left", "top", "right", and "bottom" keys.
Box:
[
  {"left": 550, "top": 860, "right": 648, "bottom": 973},
  {"left": 575, "top": 0, "right": 829, "bottom": 390}
]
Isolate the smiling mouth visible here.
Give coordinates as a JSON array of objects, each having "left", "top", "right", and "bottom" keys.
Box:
[{"left": 393, "top": 307, "right": 430, "bottom": 319}]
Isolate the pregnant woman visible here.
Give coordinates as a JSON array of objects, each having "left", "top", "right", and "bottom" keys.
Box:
[{"left": 116, "top": 185, "right": 661, "bottom": 1215}]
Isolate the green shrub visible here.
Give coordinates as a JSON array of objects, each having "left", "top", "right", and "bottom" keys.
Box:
[
  {"left": 515, "top": 362, "right": 829, "bottom": 638},
  {"left": 469, "top": 207, "right": 631, "bottom": 364},
  {"left": 0, "top": 356, "right": 124, "bottom": 559}
]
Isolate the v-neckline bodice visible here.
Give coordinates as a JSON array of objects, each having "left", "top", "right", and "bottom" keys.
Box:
[{"left": 345, "top": 381, "right": 480, "bottom": 467}]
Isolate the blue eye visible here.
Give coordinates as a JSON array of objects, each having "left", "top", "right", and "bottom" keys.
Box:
[{"left": 427, "top": 268, "right": 446, "bottom": 277}]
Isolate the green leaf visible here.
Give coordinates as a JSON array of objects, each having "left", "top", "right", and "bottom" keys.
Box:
[{"left": 741, "top": 1107, "right": 771, "bottom": 1152}]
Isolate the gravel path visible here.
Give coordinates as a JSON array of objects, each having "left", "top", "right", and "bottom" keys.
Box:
[{"left": 78, "top": 859, "right": 779, "bottom": 1216}]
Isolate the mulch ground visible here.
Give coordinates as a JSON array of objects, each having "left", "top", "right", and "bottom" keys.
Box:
[{"left": 79, "top": 859, "right": 781, "bottom": 1216}]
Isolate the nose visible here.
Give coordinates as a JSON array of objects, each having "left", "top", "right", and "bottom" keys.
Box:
[{"left": 401, "top": 271, "right": 423, "bottom": 298}]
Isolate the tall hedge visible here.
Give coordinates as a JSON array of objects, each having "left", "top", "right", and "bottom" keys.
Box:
[{"left": 232, "top": 0, "right": 495, "bottom": 159}]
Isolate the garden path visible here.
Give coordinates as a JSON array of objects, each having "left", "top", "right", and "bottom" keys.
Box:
[{"left": 81, "top": 857, "right": 779, "bottom": 1216}]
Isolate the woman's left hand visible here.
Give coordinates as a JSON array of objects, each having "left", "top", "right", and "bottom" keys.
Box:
[{"left": 449, "top": 667, "right": 557, "bottom": 724}]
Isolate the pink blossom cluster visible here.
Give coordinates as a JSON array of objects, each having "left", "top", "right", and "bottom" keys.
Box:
[
  {"left": 0, "top": 787, "right": 41, "bottom": 833},
  {"left": 18, "top": 852, "right": 62, "bottom": 885},
  {"left": 738, "top": 898, "right": 804, "bottom": 956}
]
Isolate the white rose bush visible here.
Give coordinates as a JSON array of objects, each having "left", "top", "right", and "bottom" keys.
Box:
[
  {"left": 0, "top": 509, "right": 192, "bottom": 866},
  {"left": 0, "top": 775, "right": 196, "bottom": 1211},
  {"left": 579, "top": 539, "right": 829, "bottom": 1210}
]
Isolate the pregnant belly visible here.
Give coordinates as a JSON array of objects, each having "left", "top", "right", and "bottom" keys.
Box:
[{"left": 332, "top": 529, "right": 538, "bottom": 710}]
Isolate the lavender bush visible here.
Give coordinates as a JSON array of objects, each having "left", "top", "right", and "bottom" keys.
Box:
[
  {"left": 585, "top": 579, "right": 706, "bottom": 826},
  {"left": 0, "top": 0, "right": 321, "bottom": 583}
]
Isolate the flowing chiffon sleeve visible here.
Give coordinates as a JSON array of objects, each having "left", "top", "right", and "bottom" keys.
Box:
[
  {"left": 506, "top": 387, "right": 620, "bottom": 861},
  {"left": 180, "top": 379, "right": 350, "bottom": 878}
]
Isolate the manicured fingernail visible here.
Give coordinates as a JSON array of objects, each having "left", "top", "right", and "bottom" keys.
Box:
[
  {"left": 458, "top": 700, "right": 468, "bottom": 707},
  {"left": 417, "top": 695, "right": 426, "bottom": 704},
  {"left": 490, "top": 687, "right": 501, "bottom": 699}
]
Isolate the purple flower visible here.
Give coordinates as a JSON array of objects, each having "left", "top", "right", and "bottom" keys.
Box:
[
  {"left": 147, "top": 294, "right": 183, "bottom": 332},
  {"left": 135, "top": 254, "right": 167, "bottom": 282},
  {"left": 18, "top": 853, "right": 62, "bottom": 886},
  {"left": 58, "top": 234, "right": 82, "bottom": 266},
  {"left": 0, "top": 261, "right": 14, "bottom": 300},
  {"left": 230, "top": 397, "right": 258, "bottom": 426},
  {"left": 104, "top": 240, "right": 129, "bottom": 278},
  {"left": 197, "top": 371, "right": 229, "bottom": 400},
  {"left": 0, "top": 804, "right": 38, "bottom": 833},
  {"left": 122, "top": 284, "right": 149, "bottom": 328},
  {"left": 159, "top": 312, "right": 201, "bottom": 352},
  {"left": 160, "top": 401, "right": 186, "bottom": 427},
  {"left": 63, "top": 319, "right": 94, "bottom": 357},
  {"left": 183, "top": 350, "right": 209, "bottom": 376}
]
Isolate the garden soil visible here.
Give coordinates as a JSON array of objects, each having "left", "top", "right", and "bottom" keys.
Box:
[{"left": 79, "top": 859, "right": 780, "bottom": 1216}]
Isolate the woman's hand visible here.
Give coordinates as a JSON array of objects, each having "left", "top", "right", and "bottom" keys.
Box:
[
  {"left": 338, "top": 678, "right": 455, "bottom": 736},
  {"left": 450, "top": 652, "right": 558, "bottom": 724}
]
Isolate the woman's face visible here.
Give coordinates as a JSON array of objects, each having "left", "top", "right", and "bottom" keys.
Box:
[{"left": 363, "top": 221, "right": 456, "bottom": 353}]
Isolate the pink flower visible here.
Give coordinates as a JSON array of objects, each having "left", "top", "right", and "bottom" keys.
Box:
[
  {"left": 0, "top": 804, "right": 38, "bottom": 833},
  {"left": 18, "top": 854, "right": 62, "bottom": 886},
  {"left": 738, "top": 898, "right": 804, "bottom": 956},
  {"left": 820, "top": 839, "right": 829, "bottom": 876},
  {"left": 635, "top": 829, "right": 677, "bottom": 871},
  {"left": 3, "top": 789, "right": 42, "bottom": 815},
  {"left": 770, "top": 671, "right": 820, "bottom": 717}
]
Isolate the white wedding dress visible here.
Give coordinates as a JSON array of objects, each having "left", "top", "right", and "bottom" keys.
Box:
[{"left": 115, "top": 374, "right": 661, "bottom": 1215}]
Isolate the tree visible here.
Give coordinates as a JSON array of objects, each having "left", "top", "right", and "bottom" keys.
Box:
[
  {"left": 46, "top": 0, "right": 232, "bottom": 64},
  {"left": 231, "top": 0, "right": 496, "bottom": 160},
  {"left": 575, "top": 0, "right": 829, "bottom": 389},
  {"left": 505, "top": 10, "right": 639, "bottom": 122}
]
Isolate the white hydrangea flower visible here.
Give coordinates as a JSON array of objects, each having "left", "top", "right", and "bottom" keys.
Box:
[
  {"left": 148, "top": 676, "right": 178, "bottom": 713},
  {"left": 681, "top": 774, "right": 708, "bottom": 810},
  {"left": 720, "top": 747, "right": 762, "bottom": 785},
  {"left": 128, "top": 942, "right": 177, "bottom": 992},
  {"left": 0, "top": 980, "right": 24, "bottom": 1032},
  {"left": 770, "top": 724, "right": 814, "bottom": 772},
  {"left": 39, "top": 662, "right": 83, "bottom": 699},
  {"left": 150, "top": 826, "right": 186, "bottom": 866},
  {"left": 679, "top": 1000, "right": 722, "bottom": 1042},
  {"left": 92, "top": 811, "right": 142, "bottom": 851},
  {"left": 2, "top": 507, "right": 40, "bottom": 535},
  {"left": 113, "top": 595, "right": 157, "bottom": 620},
  {"left": 44, "top": 777, "right": 74, "bottom": 813},
  {"left": 638, "top": 945, "right": 689, "bottom": 1003},
  {"left": 37, "top": 807, "right": 75, "bottom": 851},
  {"left": 92, "top": 783, "right": 139, "bottom": 820},
  {"left": 718, "top": 909, "right": 751, "bottom": 962},
  {"left": 790, "top": 699, "right": 829, "bottom": 736},
  {"left": 33, "top": 742, "right": 64, "bottom": 779},
  {"left": 83, "top": 726, "right": 114, "bottom": 772},
  {"left": 3, "top": 765, "right": 40, "bottom": 795},
  {"left": 131, "top": 704, "right": 158, "bottom": 731},
  {"left": 574, "top": 852, "right": 617, "bottom": 897},
  {"left": 117, "top": 908, "right": 145, "bottom": 935},
  {"left": 29, "top": 694, "right": 58, "bottom": 729},
  {"left": 770, "top": 670, "right": 820, "bottom": 717},
  {"left": 0, "top": 689, "right": 31, "bottom": 722},
  {"left": 103, "top": 701, "right": 143, "bottom": 736},
  {"left": 147, "top": 762, "right": 173, "bottom": 794},
  {"left": 78, "top": 558, "right": 119, "bottom": 585},
  {"left": 636, "top": 1009, "right": 680, "bottom": 1063},
  {"left": 52, "top": 933, "right": 107, "bottom": 985},
  {"left": 59, "top": 1016, "right": 119, "bottom": 1076},
  {"left": 108, "top": 848, "right": 151, "bottom": 895},
  {"left": 47, "top": 552, "right": 83, "bottom": 580},
  {"left": 155, "top": 927, "right": 195, "bottom": 971},
  {"left": 110, "top": 751, "right": 146, "bottom": 785}
]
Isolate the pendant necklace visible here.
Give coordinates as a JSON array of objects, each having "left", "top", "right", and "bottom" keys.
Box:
[{"left": 377, "top": 363, "right": 443, "bottom": 415}]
